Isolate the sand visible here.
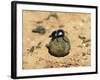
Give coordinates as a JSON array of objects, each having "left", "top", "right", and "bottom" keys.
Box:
[{"left": 22, "top": 10, "right": 91, "bottom": 69}]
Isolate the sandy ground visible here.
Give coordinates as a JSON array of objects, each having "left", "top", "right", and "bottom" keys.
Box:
[{"left": 22, "top": 10, "right": 91, "bottom": 69}]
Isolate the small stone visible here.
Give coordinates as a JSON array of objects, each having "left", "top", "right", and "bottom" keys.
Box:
[
  {"left": 32, "top": 26, "right": 45, "bottom": 34},
  {"left": 82, "top": 52, "right": 86, "bottom": 56}
]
